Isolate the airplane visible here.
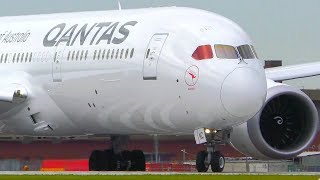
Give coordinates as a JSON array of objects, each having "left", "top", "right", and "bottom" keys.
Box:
[{"left": 0, "top": 6, "right": 318, "bottom": 172}]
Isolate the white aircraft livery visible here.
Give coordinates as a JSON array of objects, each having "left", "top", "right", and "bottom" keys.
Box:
[{"left": 0, "top": 6, "right": 318, "bottom": 172}]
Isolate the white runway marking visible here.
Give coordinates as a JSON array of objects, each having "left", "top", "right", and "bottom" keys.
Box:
[{"left": 0, "top": 171, "right": 320, "bottom": 176}]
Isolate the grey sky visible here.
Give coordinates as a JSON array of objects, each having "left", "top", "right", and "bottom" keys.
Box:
[{"left": 1, "top": 0, "right": 320, "bottom": 88}]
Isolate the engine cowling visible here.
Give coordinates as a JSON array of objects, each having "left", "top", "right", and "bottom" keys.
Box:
[{"left": 230, "top": 80, "right": 319, "bottom": 159}]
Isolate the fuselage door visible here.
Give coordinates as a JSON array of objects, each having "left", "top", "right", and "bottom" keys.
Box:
[
  {"left": 52, "top": 39, "right": 67, "bottom": 82},
  {"left": 143, "top": 33, "right": 168, "bottom": 80}
]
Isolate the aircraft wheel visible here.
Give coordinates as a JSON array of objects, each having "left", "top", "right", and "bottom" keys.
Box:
[
  {"left": 104, "top": 149, "right": 116, "bottom": 171},
  {"left": 89, "top": 150, "right": 105, "bottom": 171},
  {"left": 211, "top": 151, "right": 225, "bottom": 172},
  {"left": 130, "top": 150, "right": 146, "bottom": 171},
  {"left": 196, "top": 151, "right": 209, "bottom": 172},
  {"left": 120, "top": 150, "right": 132, "bottom": 171}
]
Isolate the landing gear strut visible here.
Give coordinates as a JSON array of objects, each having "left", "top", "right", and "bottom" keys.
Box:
[
  {"left": 194, "top": 128, "right": 229, "bottom": 172},
  {"left": 89, "top": 136, "right": 146, "bottom": 171},
  {"left": 196, "top": 143, "right": 225, "bottom": 172}
]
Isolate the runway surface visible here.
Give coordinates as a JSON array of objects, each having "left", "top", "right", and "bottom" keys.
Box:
[{"left": 0, "top": 171, "right": 320, "bottom": 176}]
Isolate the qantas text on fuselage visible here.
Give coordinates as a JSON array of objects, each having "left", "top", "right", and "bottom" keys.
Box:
[{"left": 43, "top": 21, "right": 138, "bottom": 47}]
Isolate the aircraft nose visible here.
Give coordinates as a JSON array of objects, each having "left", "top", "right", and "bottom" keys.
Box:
[{"left": 221, "top": 67, "right": 267, "bottom": 118}]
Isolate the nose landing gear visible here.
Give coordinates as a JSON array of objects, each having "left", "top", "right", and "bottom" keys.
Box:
[
  {"left": 194, "top": 128, "right": 230, "bottom": 172},
  {"left": 211, "top": 151, "right": 225, "bottom": 172},
  {"left": 196, "top": 144, "right": 225, "bottom": 172}
]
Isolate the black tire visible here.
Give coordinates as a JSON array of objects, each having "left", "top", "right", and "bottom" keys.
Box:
[
  {"left": 130, "top": 150, "right": 146, "bottom": 171},
  {"left": 196, "top": 151, "right": 209, "bottom": 172},
  {"left": 120, "top": 150, "right": 132, "bottom": 171},
  {"left": 211, "top": 151, "right": 225, "bottom": 172},
  {"left": 104, "top": 149, "right": 116, "bottom": 171},
  {"left": 89, "top": 150, "right": 105, "bottom": 171}
]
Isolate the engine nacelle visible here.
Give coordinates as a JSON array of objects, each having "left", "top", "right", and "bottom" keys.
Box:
[{"left": 230, "top": 80, "right": 319, "bottom": 159}]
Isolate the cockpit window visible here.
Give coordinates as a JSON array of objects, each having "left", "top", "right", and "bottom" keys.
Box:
[
  {"left": 214, "top": 44, "right": 239, "bottom": 59},
  {"left": 237, "top": 45, "right": 258, "bottom": 59},
  {"left": 250, "top": 45, "right": 258, "bottom": 58}
]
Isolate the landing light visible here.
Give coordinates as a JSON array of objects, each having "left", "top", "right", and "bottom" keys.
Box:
[
  {"left": 213, "top": 130, "right": 217, "bottom": 133},
  {"left": 205, "top": 129, "right": 211, "bottom": 134}
]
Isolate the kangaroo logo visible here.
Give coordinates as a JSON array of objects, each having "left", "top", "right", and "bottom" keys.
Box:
[{"left": 185, "top": 65, "right": 199, "bottom": 86}]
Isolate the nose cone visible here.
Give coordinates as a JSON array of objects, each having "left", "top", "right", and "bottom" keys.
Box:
[{"left": 221, "top": 67, "right": 267, "bottom": 118}]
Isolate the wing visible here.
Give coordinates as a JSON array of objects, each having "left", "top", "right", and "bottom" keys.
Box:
[
  {"left": 265, "top": 61, "right": 320, "bottom": 81},
  {"left": 0, "top": 72, "right": 78, "bottom": 136},
  {"left": 0, "top": 83, "right": 28, "bottom": 116},
  {"left": 0, "top": 84, "right": 28, "bottom": 103}
]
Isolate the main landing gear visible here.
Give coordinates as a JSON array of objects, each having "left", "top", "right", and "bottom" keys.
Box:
[
  {"left": 194, "top": 128, "right": 229, "bottom": 172},
  {"left": 89, "top": 136, "right": 146, "bottom": 171}
]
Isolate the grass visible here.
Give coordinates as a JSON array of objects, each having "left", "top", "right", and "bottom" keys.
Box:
[{"left": 0, "top": 175, "right": 319, "bottom": 180}]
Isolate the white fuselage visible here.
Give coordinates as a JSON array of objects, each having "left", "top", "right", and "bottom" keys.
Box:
[{"left": 0, "top": 7, "right": 267, "bottom": 137}]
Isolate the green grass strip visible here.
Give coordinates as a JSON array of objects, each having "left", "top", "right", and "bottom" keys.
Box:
[{"left": 0, "top": 175, "right": 318, "bottom": 180}]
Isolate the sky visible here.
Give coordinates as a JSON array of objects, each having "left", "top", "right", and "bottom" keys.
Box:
[{"left": 1, "top": 0, "right": 320, "bottom": 88}]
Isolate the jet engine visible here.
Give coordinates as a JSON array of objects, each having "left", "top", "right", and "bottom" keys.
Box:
[{"left": 230, "top": 80, "right": 319, "bottom": 159}]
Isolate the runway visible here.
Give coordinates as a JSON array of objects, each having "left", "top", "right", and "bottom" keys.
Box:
[{"left": 0, "top": 171, "right": 320, "bottom": 176}]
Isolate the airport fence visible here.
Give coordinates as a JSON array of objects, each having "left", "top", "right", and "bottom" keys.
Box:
[
  {"left": 223, "top": 160, "right": 291, "bottom": 173},
  {"left": 0, "top": 158, "right": 41, "bottom": 171},
  {"left": 0, "top": 158, "right": 319, "bottom": 172},
  {"left": 288, "top": 165, "right": 320, "bottom": 172},
  {"left": 146, "top": 163, "right": 196, "bottom": 172}
]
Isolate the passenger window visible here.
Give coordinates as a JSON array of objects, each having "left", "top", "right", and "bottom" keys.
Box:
[
  {"left": 25, "top": 53, "right": 29, "bottom": 62},
  {"left": 29, "top": 53, "right": 32, "bottom": 62},
  {"left": 115, "top": 49, "right": 119, "bottom": 59},
  {"left": 13, "top": 53, "right": 16, "bottom": 63},
  {"left": 98, "top": 50, "right": 101, "bottom": 60},
  {"left": 67, "top": 51, "right": 71, "bottom": 61},
  {"left": 80, "top": 50, "right": 84, "bottom": 61},
  {"left": 21, "top": 53, "right": 24, "bottom": 63},
  {"left": 120, "top": 49, "right": 124, "bottom": 59},
  {"left": 93, "top": 50, "right": 97, "bottom": 60},
  {"left": 76, "top": 51, "right": 79, "bottom": 61},
  {"left": 17, "top": 53, "right": 20, "bottom": 62},
  {"left": 125, "top": 49, "right": 129, "bottom": 59},
  {"left": 130, "top": 48, "right": 134, "bottom": 58},
  {"left": 54, "top": 52, "right": 57, "bottom": 62},
  {"left": 102, "top": 50, "right": 106, "bottom": 59},
  {"left": 5, "top": 54, "right": 8, "bottom": 63},
  {"left": 106, "top": 49, "right": 110, "bottom": 59},
  {"left": 85, "top": 50, "right": 88, "bottom": 60},
  {"left": 72, "top": 51, "right": 75, "bottom": 61},
  {"left": 214, "top": 45, "right": 238, "bottom": 59},
  {"left": 111, "top": 49, "right": 114, "bottom": 59}
]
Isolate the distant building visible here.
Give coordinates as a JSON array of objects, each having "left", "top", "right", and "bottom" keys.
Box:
[{"left": 264, "top": 60, "right": 282, "bottom": 69}]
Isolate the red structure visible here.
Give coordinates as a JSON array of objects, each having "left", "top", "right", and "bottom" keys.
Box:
[
  {"left": 0, "top": 138, "right": 244, "bottom": 161},
  {"left": 0, "top": 133, "right": 320, "bottom": 161},
  {"left": 0, "top": 132, "right": 319, "bottom": 171}
]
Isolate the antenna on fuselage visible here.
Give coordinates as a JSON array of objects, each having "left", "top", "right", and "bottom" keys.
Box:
[{"left": 117, "top": 0, "right": 122, "bottom": 10}]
